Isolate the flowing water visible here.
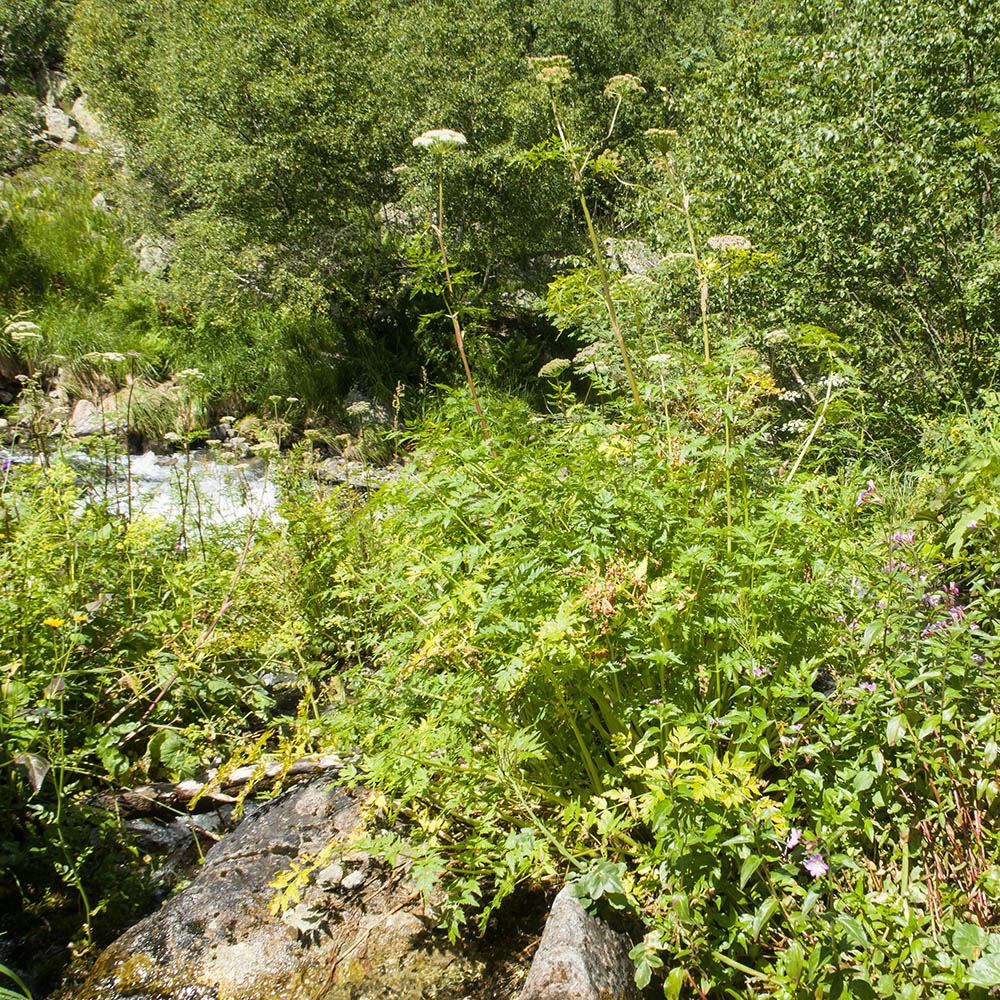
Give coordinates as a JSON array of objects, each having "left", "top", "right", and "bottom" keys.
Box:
[{"left": 3, "top": 446, "right": 280, "bottom": 524}]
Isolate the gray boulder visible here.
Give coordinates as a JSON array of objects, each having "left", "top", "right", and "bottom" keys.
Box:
[
  {"left": 136, "top": 235, "right": 172, "bottom": 277},
  {"left": 343, "top": 385, "right": 393, "bottom": 432},
  {"left": 44, "top": 106, "right": 78, "bottom": 145},
  {"left": 519, "top": 887, "right": 640, "bottom": 1000},
  {"left": 67, "top": 777, "right": 532, "bottom": 1000},
  {"left": 69, "top": 398, "right": 119, "bottom": 437},
  {"left": 601, "top": 239, "right": 664, "bottom": 277},
  {"left": 70, "top": 95, "right": 105, "bottom": 141}
]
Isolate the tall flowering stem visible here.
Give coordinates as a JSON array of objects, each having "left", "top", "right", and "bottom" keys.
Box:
[
  {"left": 536, "top": 61, "right": 643, "bottom": 411},
  {"left": 645, "top": 131, "right": 711, "bottom": 362},
  {"left": 412, "top": 130, "right": 494, "bottom": 453}
]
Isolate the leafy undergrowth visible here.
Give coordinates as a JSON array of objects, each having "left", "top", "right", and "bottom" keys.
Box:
[
  {"left": 0, "top": 458, "right": 305, "bottom": 975},
  {"left": 286, "top": 379, "right": 1000, "bottom": 999}
]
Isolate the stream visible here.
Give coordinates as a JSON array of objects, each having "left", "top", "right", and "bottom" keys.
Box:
[
  {"left": 2, "top": 445, "right": 401, "bottom": 525},
  {"left": 3, "top": 445, "right": 278, "bottom": 523}
]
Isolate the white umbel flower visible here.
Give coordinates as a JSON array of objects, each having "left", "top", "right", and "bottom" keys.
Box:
[
  {"left": 5, "top": 320, "right": 42, "bottom": 343},
  {"left": 412, "top": 129, "right": 468, "bottom": 152}
]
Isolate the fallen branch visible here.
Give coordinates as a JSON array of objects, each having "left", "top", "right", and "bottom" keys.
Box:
[{"left": 94, "top": 754, "right": 349, "bottom": 820}]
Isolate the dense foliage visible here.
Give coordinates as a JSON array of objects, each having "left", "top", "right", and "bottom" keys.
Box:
[
  {"left": 666, "top": 0, "right": 1000, "bottom": 438},
  {"left": 4, "top": 0, "right": 1000, "bottom": 997},
  {"left": 287, "top": 380, "right": 1000, "bottom": 997}
]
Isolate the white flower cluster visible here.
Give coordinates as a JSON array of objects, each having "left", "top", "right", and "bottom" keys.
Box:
[
  {"left": 412, "top": 129, "right": 468, "bottom": 152},
  {"left": 604, "top": 74, "right": 645, "bottom": 99},
  {"left": 528, "top": 54, "right": 572, "bottom": 87},
  {"left": 5, "top": 320, "right": 42, "bottom": 343},
  {"left": 782, "top": 419, "right": 811, "bottom": 434}
]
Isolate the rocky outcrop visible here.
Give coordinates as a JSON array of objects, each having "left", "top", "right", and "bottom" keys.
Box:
[
  {"left": 67, "top": 777, "right": 535, "bottom": 1000},
  {"left": 43, "top": 106, "right": 78, "bottom": 145},
  {"left": 70, "top": 96, "right": 106, "bottom": 143},
  {"left": 601, "top": 239, "right": 664, "bottom": 277},
  {"left": 519, "top": 887, "right": 640, "bottom": 1000},
  {"left": 134, "top": 234, "right": 172, "bottom": 277},
  {"left": 69, "top": 398, "right": 117, "bottom": 437}
]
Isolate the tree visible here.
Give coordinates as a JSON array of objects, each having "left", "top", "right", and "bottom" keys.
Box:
[{"left": 666, "top": 0, "right": 1000, "bottom": 431}]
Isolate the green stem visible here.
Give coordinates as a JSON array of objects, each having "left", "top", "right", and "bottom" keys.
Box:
[
  {"left": 549, "top": 91, "right": 642, "bottom": 410},
  {"left": 433, "top": 159, "right": 495, "bottom": 454},
  {"left": 785, "top": 371, "right": 833, "bottom": 483}
]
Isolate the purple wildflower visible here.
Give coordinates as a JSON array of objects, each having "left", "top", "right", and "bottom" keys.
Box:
[
  {"left": 860, "top": 681, "right": 877, "bottom": 692},
  {"left": 752, "top": 665, "right": 771, "bottom": 678},
  {"left": 803, "top": 853, "right": 828, "bottom": 878},
  {"left": 0, "top": 455, "right": 9, "bottom": 473},
  {"left": 786, "top": 828, "right": 802, "bottom": 852},
  {"left": 855, "top": 480, "right": 883, "bottom": 508},
  {"left": 891, "top": 529, "right": 916, "bottom": 547},
  {"left": 921, "top": 620, "right": 949, "bottom": 638}
]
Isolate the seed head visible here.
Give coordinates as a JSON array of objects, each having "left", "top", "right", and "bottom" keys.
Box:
[
  {"left": 528, "top": 54, "right": 572, "bottom": 87},
  {"left": 6, "top": 320, "right": 42, "bottom": 343},
  {"left": 84, "top": 351, "right": 126, "bottom": 363},
  {"left": 644, "top": 128, "right": 678, "bottom": 155},
  {"left": 604, "top": 74, "right": 645, "bottom": 99},
  {"left": 537, "top": 358, "right": 572, "bottom": 379}
]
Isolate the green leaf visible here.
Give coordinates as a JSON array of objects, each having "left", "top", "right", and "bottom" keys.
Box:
[
  {"left": 968, "top": 954, "right": 1000, "bottom": 987},
  {"left": 752, "top": 897, "right": 780, "bottom": 940},
  {"left": 887, "top": 715, "right": 907, "bottom": 746},
  {"left": 853, "top": 769, "right": 875, "bottom": 792},
  {"left": 947, "top": 502, "right": 990, "bottom": 558},
  {"left": 664, "top": 967, "right": 685, "bottom": 1000},
  {"left": 953, "top": 921, "right": 987, "bottom": 960},
  {"left": 12, "top": 753, "right": 49, "bottom": 794},
  {"left": 785, "top": 941, "right": 805, "bottom": 982},
  {"left": 837, "top": 914, "right": 870, "bottom": 948},
  {"left": 739, "top": 854, "right": 762, "bottom": 890}
]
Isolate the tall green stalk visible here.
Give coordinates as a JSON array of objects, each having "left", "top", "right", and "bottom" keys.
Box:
[
  {"left": 544, "top": 84, "right": 643, "bottom": 410},
  {"left": 431, "top": 157, "right": 494, "bottom": 452}
]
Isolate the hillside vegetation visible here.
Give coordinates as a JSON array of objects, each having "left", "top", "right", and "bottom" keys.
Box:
[{"left": 2, "top": 0, "right": 1000, "bottom": 997}]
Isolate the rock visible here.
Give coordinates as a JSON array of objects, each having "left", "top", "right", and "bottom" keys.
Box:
[
  {"left": 34, "top": 68, "right": 75, "bottom": 107},
  {"left": 66, "top": 777, "right": 534, "bottom": 1000},
  {"left": 314, "top": 455, "right": 405, "bottom": 490},
  {"left": 14, "top": 395, "right": 68, "bottom": 431},
  {"left": 235, "top": 415, "right": 265, "bottom": 442},
  {"left": 601, "top": 239, "right": 664, "bottom": 276},
  {"left": 90, "top": 191, "right": 108, "bottom": 212},
  {"left": 44, "top": 106, "right": 78, "bottom": 145},
  {"left": 70, "top": 96, "right": 106, "bottom": 141},
  {"left": 343, "top": 385, "right": 392, "bottom": 432},
  {"left": 340, "top": 868, "right": 366, "bottom": 891},
  {"left": 519, "top": 887, "right": 640, "bottom": 1000},
  {"left": 137, "top": 240, "right": 171, "bottom": 277},
  {"left": 69, "top": 398, "right": 120, "bottom": 437}
]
